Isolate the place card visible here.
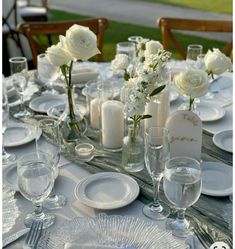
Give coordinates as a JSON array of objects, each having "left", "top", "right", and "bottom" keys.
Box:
[{"left": 165, "top": 110, "right": 202, "bottom": 160}]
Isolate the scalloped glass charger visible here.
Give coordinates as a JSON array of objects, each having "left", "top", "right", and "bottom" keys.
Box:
[
  {"left": 37, "top": 214, "right": 186, "bottom": 249},
  {"left": 2, "top": 184, "right": 20, "bottom": 234}
]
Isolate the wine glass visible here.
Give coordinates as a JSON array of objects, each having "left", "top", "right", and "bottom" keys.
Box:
[
  {"left": 17, "top": 151, "right": 55, "bottom": 228},
  {"left": 9, "top": 57, "right": 32, "bottom": 119},
  {"left": 2, "top": 88, "right": 16, "bottom": 165},
  {"left": 36, "top": 118, "right": 67, "bottom": 209},
  {"left": 143, "top": 127, "right": 170, "bottom": 220},
  {"left": 37, "top": 53, "right": 60, "bottom": 94},
  {"left": 163, "top": 156, "right": 202, "bottom": 237}
]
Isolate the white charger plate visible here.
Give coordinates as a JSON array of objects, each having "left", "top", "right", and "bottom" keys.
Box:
[
  {"left": 29, "top": 95, "right": 65, "bottom": 113},
  {"left": 3, "top": 123, "right": 41, "bottom": 147},
  {"left": 74, "top": 172, "right": 140, "bottom": 210},
  {"left": 213, "top": 130, "right": 233, "bottom": 153},
  {"left": 201, "top": 161, "right": 233, "bottom": 197},
  {"left": 3, "top": 164, "right": 19, "bottom": 191},
  {"left": 197, "top": 103, "right": 225, "bottom": 122}
]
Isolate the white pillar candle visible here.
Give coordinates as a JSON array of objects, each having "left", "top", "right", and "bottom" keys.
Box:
[
  {"left": 101, "top": 100, "right": 124, "bottom": 150},
  {"left": 144, "top": 88, "right": 170, "bottom": 130},
  {"left": 90, "top": 97, "right": 100, "bottom": 129}
]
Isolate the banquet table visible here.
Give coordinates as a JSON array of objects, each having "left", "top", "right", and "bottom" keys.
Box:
[{"left": 2, "top": 62, "right": 233, "bottom": 248}]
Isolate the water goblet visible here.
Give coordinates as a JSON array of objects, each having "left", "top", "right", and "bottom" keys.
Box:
[
  {"left": 186, "top": 44, "right": 203, "bottom": 65},
  {"left": 36, "top": 118, "right": 67, "bottom": 209},
  {"left": 143, "top": 127, "right": 170, "bottom": 220},
  {"left": 116, "top": 42, "right": 136, "bottom": 63},
  {"left": 17, "top": 152, "right": 55, "bottom": 229},
  {"left": 2, "top": 89, "right": 16, "bottom": 165},
  {"left": 163, "top": 156, "right": 202, "bottom": 237},
  {"left": 37, "top": 53, "right": 60, "bottom": 94}
]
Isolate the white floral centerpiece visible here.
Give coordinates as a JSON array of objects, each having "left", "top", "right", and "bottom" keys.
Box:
[
  {"left": 45, "top": 24, "right": 100, "bottom": 142},
  {"left": 124, "top": 49, "right": 171, "bottom": 141}
]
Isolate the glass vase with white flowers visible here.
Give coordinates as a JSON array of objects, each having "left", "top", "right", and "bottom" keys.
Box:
[
  {"left": 46, "top": 24, "right": 100, "bottom": 143},
  {"left": 122, "top": 49, "right": 171, "bottom": 172}
]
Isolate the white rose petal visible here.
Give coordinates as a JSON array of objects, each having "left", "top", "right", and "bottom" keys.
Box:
[
  {"left": 45, "top": 41, "right": 73, "bottom": 66},
  {"left": 204, "top": 48, "right": 232, "bottom": 75},
  {"left": 65, "top": 24, "right": 100, "bottom": 61},
  {"left": 174, "top": 69, "right": 209, "bottom": 98}
]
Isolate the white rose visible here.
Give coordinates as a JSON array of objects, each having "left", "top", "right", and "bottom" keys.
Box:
[
  {"left": 111, "top": 54, "right": 129, "bottom": 72},
  {"left": 65, "top": 24, "right": 100, "bottom": 61},
  {"left": 174, "top": 69, "right": 209, "bottom": 99},
  {"left": 204, "top": 48, "right": 232, "bottom": 75},
  {"left": 144, "top": 40, "right": 163, "bottom": 57},
  {"left": 45, "top": 36, "right": 73, "bottom": 66}
]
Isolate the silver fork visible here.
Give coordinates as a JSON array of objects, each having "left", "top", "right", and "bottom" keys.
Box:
[{"left": 23, "top": 220, "right": 43, "bottom": 249}]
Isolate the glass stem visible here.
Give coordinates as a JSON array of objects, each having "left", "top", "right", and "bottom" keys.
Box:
[
  {"left": 48, "top": 187, "right": 57, "bottom": 199},
  {"left": 152, "top": 176, "right": 161, "bottom": 207},
  {"left": 34, "top": 202, "right": 44, "bottom": 219},
  {"left": 177, "top": 208, "right": 186, "bottom": 223}
]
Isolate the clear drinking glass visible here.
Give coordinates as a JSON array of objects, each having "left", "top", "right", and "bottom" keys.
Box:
[
  {"left": 116, "top": 42, "right": 136, "bottom": 62},
  {"left": 143, "top": 127, "right": 170, "bottom": 220},
  {"left": 17, "top": 152, "right": 55, "bottom": 229},
  {"left": 163, "top": 157, "right": 202, "bottom": 237},
  {"left": 186, "top": 44, "right": 203, "bottom": 62},
  {"left": 37, "top": 53, "right": 60, "bottom": 94},
  {"left": 2, "top": 89, "right": 16, "bottom": 165},
  {"left": 36, "top": 118, "right": 67, "bottom": 209},
  {"left": 9, "top": 57, "right": 32, "bottom": 119}
]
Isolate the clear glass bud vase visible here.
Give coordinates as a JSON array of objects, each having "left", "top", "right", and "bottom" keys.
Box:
[
  {"left": 122, "top": 124, "right": 144, "bottom": 172},
  {"left": 58, "top": 85, "right": 87, "bottom": 144}
]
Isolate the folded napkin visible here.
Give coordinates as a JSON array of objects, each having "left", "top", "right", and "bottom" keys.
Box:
[
  {"left": 64, "top": 243, "right": 135, "bottom": 249},
  {"left": 71, "top": 68, "right": 99, "bottom": 84}
]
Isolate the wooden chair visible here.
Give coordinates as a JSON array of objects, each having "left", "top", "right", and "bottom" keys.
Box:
[
  {"left": 157, "top": 17, "right": 233, "bottom": 60},
  {"left": 17, "top": 0, "right": 48, "bottom": 22},
  {"left": 17, "top": 17, "right": 109, "bottom": 67}
]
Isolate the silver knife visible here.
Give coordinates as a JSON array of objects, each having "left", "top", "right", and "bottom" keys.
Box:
[{"left": 3, "top": 228, "right": 30, "bottom": 247}]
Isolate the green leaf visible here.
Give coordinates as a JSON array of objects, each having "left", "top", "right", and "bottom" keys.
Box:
[
  {"left": 140, "top": 114, "right": 152, "bottom": 120},
  {"left": 149, "top": 85, "right": 166, "bottom": 97},
  {"left": 124, "top": 71, "right": 130, "bottom": 81}
]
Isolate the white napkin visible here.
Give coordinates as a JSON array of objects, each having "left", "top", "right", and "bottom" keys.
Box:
[
  {"left": 64, "top": 243, "right": 124, "bottom": 249},
  {"left": 71, "top": 68, "right": 99, "bottom": 84}
]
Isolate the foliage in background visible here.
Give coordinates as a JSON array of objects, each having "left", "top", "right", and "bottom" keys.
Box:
[
  {"left": 48, "top": 9, "right": 225, "bottom": 62},
  {"left": 137, "top": 0, "right": 232, "bottom": 14}
]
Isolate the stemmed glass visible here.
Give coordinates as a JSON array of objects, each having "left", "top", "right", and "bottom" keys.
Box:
[
  {"left": 2, "top": 88, "right": 16, "bottom": 165},
  {"left": 37, "top": 53, "right": 60, "bottom": 94},
  {"left": 17, "top": 151, "right": 55, "bottom": 228},
  {"left": 36, "top": 118, "right": 67, "bottom": 209},
  {"left": 9, "top": 57, "right": 32, "bottom": 119},
  {"left": 163, "top": 156, "right": 202, "bottom": 237},
  {"left": 143, "top": 127, "right": 170, "bottom": 220}
]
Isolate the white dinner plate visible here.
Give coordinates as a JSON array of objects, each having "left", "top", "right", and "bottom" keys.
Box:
[
  {"left": 213, "top": 130, "right": 233, "bottom": 153},
  {"left": 3, "top": 163, "right": 19, "bottom": 191},
  {"left": 74, "top": 172, "right": 140, "bottom": 210},
  {"left": 201, "top": 161, "right": 233, "bottom": 197},
  {"left": 196, "top": 103, "right": 225, "bottom": 122},
  {"left": 3, "top": 123, "right": 41, "bottom": 147},
  {"left": 29, "top": 95, "right": 65, "bottom": 113}
]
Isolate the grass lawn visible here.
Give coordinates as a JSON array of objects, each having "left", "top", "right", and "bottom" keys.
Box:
[
  {"left": 48, "top": 9, "right": 226, "bottom": 61},
  {"left": 138, "top": 0, "right": 232, "bottom": 14}
]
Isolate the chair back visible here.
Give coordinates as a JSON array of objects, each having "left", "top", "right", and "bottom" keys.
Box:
[
  {"left": 157, "top": 17, "right": 233, "bottom": 60},
  {"left": 18, "top": 17, "right": 109, "bottom": 67}
]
